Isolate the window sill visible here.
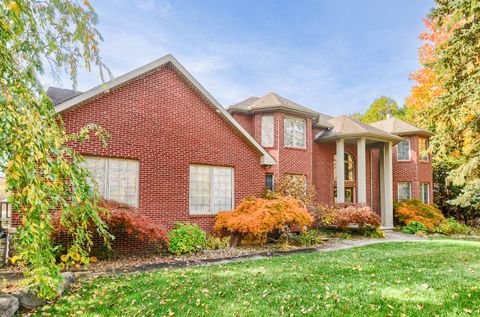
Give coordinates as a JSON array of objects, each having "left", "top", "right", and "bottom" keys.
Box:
[
  {"left": 397, "top": 159, "right": 412, "bottom": 162},
  {"left": 283, "top": 146, "right": 307, "bottom": 151},
  {"left": 188, "top": 213, "right": 217, "bottom": 218}
]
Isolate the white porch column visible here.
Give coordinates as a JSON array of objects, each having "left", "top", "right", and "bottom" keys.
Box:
[
  {"left": 381, "top": 142, "right": 394, "bottom": 229},
  {"left": 357, "top": 137, "right": 367, "bottom": 205},
  {"left": 336, "top": 138, "right": 345, "bottom": 204}
]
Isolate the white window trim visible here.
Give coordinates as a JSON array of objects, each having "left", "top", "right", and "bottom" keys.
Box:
[
  {"left": 397, "top": 182, "right": 412, "bottom": 201},
  {"left": 84, "top": 156, "right": 140, "bottom": 207},
  {"left": 284, "top": 116, "right": 306, "bottom": 149},
  {"left": 421, "top": 183, "right": 430, "bottom": 204},
  {"left": 261, "top": 115, "right": 275, "bottom": 147},
  {"left": 397, "top": 139, "right": 411, "bottom": 161},
  {"left": 189, "top": 165, "right": 234, "bottom": 216}
]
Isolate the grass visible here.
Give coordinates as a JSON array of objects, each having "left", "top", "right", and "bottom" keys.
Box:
[{"left": 34, "top": 240, "right": 480, "bottom": 316}]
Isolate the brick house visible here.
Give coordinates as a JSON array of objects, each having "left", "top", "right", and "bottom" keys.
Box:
[{"left": 48, "top": 54, "right": 433, "bottom": 231}]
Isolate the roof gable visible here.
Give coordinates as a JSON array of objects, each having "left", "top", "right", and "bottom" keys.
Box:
[{"left": 54, "top": 54, "right": 276, "bottom": 166}]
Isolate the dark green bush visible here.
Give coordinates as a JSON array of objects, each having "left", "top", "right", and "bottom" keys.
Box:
[
  {"left": 402, "top": 221, "right": 428, "bottom": 234},
  {"left": 167, "top": 222, "right": 207, "bottom": 255}
]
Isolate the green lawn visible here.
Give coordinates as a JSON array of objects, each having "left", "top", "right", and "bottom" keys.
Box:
[{"left": 35, "top": 240, "right": 480, "bottom": 316}]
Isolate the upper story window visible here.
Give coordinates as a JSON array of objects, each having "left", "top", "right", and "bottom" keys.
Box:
[
  {"left": 397, "top": 139, "right": 411, "bottom": 161},
  {"left": 418, "top": 137, "right": 429, "bottom": 162},
  {"left": 82, "top": 156, "right": 140, "bottom": 207},
  {"left": 261, "top": 115, "right": 274, "bottom": 147},
  {"left": 284, "top": 117, "right": 306, "bottom": 148},
  {"left": 189, "top": 165, "right": 234, "bottom": 215},
  {"left": 334, "top": 152, "right": 355, "bottom": 181}
]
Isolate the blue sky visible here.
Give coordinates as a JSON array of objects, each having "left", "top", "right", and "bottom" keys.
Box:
[{"left": 45, "top": 0, "right": 434, "bottom": 116}]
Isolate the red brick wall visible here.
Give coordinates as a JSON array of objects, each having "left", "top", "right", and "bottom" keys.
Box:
[
  {"left": 60, "top": 64, "right": 268, "bottom": 232},
  {"left": 232, "top": 113, "right": 255, "bottom": 136},
  {"left": 250, "top": 112, "right": 313, "bottom": 184},
  {"left": 392, "top": 135, "right": 433, "bottom": 202}
]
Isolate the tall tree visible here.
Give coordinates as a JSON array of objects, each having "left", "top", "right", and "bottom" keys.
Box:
[
  {"left": 0, "top": 0, "right": 111, "bottom": 298},
  {"left": 355, "top": 96, "right": 404, "bottom": 123},
  {"left": 408, "top": 0, "right": 480, "bottom": 211}
]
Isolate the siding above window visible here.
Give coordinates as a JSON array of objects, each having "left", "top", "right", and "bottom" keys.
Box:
[
  {"left": 82, "top": 156, "right": 140, "bottom": 207},
  {"left": 284, "top": 117, "right": 306, "bottom": 148},
  {"left": 397, "top": 139, "right": 411, "bottom": 161},
  {"left": 189, "top": 165, "right": 234, "bottom": 215},
  {"left": 261, "top": 115, "right": 274, "bottom": 147}
]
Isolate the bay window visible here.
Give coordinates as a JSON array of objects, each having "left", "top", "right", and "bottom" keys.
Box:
[{"left": 261, "top": 115, "right": 274, "bottom": 147}]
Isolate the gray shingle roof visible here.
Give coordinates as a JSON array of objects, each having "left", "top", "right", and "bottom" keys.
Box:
[
  {"left": 46, "top": 87, "right": 82, "bottom": 106},
  {"left": 315, "top": 115, "right": 402, "bottom": 142},
  {"left": 227, "top": 92, "right": 333, "bottom": 127},
  {"left": 370, "top": 117, "right": 433, "bottom": 137}
]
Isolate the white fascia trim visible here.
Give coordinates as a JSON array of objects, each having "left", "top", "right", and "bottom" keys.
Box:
[{"left": 54, "top": 54, "right": 276, "bottom": 166}]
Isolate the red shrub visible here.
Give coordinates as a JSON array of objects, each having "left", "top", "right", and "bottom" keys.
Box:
[
  {"left": 332, "top": 205, "right": 381, "bottom": 230},
  {"left": 53, "top": 200, "right": 168, "bottom": 246},
  {"left": 317, "top": 204, "right": 381, "bottom": 230}
]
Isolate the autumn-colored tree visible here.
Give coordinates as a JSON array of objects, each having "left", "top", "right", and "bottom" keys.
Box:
[
  {"left": 407, "top": 0, "right": 479, "bottom": 212},
  {"left": 1, "top": 0, "right": 111, "bottom": 298},
  {"left": 214, "top": 197, "right": 313, "bottom": 245}
]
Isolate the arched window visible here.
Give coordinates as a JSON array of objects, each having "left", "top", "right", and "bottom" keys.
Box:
[{"left": 334, "top": 152, "right": 355, "bottom": 181}]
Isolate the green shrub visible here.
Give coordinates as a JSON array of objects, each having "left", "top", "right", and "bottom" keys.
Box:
[
  {"left": 435, "top": 218, "right": 471, "bottom": 235},
  {"left": 167, "top": 222, "right": 207, "bottom": 255},
  {"left": 402, "top": 221, "right": 428, "bottom": 234},
  {"left": 360, "top": 227, "right": 385, "bottom": 238},
  {"left": 288, "top": 230, "right": 323, "bottom": 247},
  {"left": 206, "top": 236, "right": 230, "bottom": 250}
]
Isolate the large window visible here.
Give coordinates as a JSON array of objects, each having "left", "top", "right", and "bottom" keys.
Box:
[
  {"left": 284, "top": 117, "right": 306, "bottom": 148},
  {"left": 334, "top": 152, "right": 355, "bottom": 181},
  {"left": 83, "top": 156, "right": 139, "bottom": 207},
  {"left": 189, "top": 165, "right": 233, "bottom": 215},
  {"left": 397, "top": 139, "right": 411, "bottom": 161},
  {"left": 418, "top": 138, "right": 429, "bottom": 162},
  {"left": 261, "top": 115, "right": 274, "bottom": 147},
  {"left": 397, "top": 182, "right": 412, "bottom": 201},
  {"left": 420, "top": 183, "right": 429, "bottom": 204}
]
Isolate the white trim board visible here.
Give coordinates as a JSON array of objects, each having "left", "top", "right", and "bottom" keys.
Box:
[{"left": 54, "top": 54, "right": 276, "bottom": 166}]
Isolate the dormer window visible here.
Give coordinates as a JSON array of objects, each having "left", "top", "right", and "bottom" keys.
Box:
[{"left": 284, "top": 117, "right": 306, "bottom": 148}]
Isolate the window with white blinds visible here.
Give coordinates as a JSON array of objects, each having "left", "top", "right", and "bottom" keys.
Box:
[
  {"left": 284, "top": 117, "right": 306, "bottom": 148},
  {"left": 189, "top": 165, "right": 234, "bottom": 215},
  {"left": 82, "top": 156, "right": 139, "bottom": 207},
  {"left": 261, "top": 115, "right": 274, "bottom": 147},
  {"left": 397, "top": 139, "right": 411, "bottom": 161}
]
